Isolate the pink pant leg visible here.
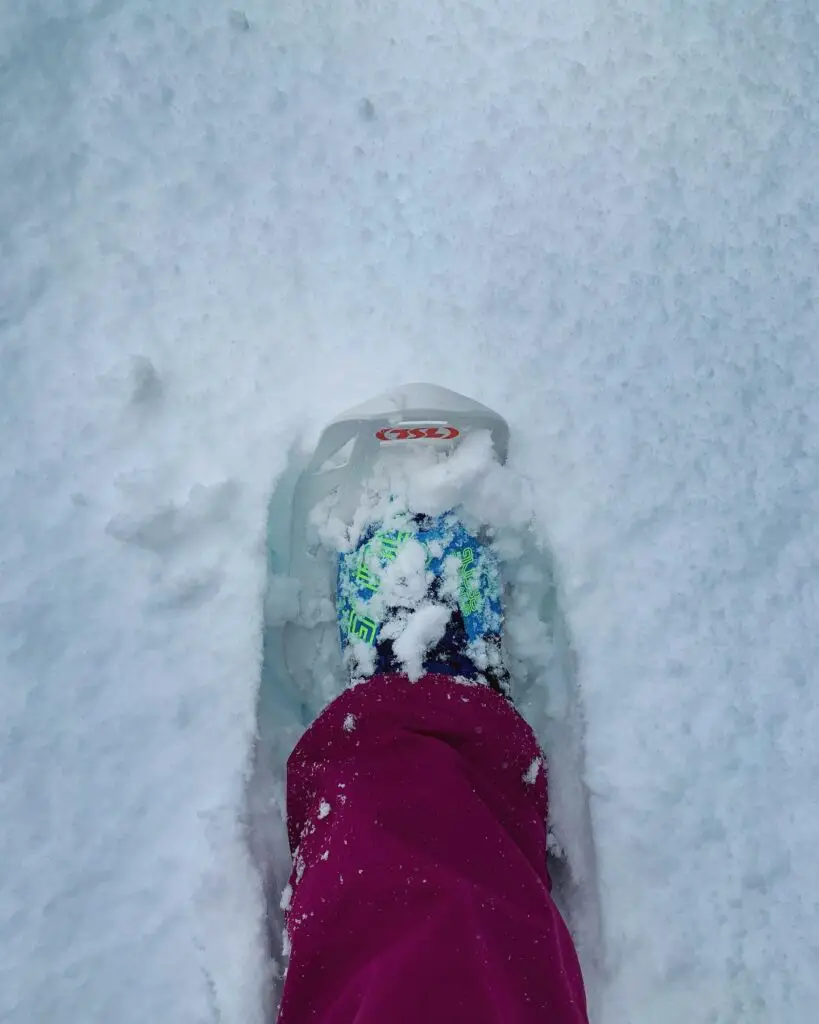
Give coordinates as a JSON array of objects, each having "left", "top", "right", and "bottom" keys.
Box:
[{"left": 277, "top": 673, "right": 588, "bottom": 1024}]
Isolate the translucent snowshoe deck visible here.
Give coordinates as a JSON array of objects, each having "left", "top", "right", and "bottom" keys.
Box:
[{"left": 261, "top": 382, "right": 509, "bottom": 728}]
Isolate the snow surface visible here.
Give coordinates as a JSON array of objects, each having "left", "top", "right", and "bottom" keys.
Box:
[{"left": 3, "top": 3, "right": 819, "bottom": 1023}]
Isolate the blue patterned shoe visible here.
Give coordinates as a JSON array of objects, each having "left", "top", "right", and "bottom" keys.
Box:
[{"left": 337, "top": 511, "right": 510, "bottom": 696}]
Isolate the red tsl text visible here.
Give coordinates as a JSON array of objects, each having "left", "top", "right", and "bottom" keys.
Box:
[{"left": 375, "top": 425, "right": 461, "bottom": 442}]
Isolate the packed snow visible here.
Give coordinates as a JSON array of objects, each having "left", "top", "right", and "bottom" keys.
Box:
[{"left": 3, "top": 3, "right": 819, "bottom": 1024}]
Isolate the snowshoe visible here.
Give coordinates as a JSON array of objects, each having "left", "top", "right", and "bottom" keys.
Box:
[{"left": 258, "top": 382, "right": 510, "bottom": 728}]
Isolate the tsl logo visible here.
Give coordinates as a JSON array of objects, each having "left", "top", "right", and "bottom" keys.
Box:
[{"left": 376, "top": 425, "right": 461, "bottom": 442}]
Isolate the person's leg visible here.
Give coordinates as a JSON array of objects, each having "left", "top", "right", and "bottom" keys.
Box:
[{"left": 276, "top": 672, "right": 588, "bottom": 1024}]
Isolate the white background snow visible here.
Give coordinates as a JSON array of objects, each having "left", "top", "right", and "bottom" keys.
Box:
[{"left": 2, "top": 2, "right": 819, "bottom": 1022}]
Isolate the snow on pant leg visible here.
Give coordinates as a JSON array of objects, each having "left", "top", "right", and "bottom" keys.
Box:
[{"left": 276, "top": 673, "right": 588, "bottom": 1024}]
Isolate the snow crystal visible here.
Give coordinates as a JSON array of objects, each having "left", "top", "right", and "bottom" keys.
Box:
[
  {"left": 378, "top": 610, "right": 409, "bottom": 641},
  {"left": 391, "top": 603, "right": 452, "bottom": 681},
  {"left": 375, "top": 537, "right": 430, "bottom": 609},
  {"left": 547, "top": 830, "right": 566, "bottom": 860},
  {"left": 522, "top": 757, "right": 542, "bottom": 786},
  {"left": 317, "top": 800, "right": 331, "bottom": 820},
  {"left": 426, "top": 538, "right": 445, "bottom": 559},
  {"left": 439, "top": 552, "right": 463, "bottom": 604},
  {"left": 343, "top": 639, "right": 377, "bottom": 679},
  {"left": 343, "top": 714, "right": 356, "bottom": 732}
]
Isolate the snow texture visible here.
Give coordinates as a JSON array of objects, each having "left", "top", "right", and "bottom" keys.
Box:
[{"left": 3, "top": 3, "right": 819, "bottom": 1024}]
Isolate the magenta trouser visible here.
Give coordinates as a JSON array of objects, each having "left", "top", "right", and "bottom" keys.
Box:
[{"left": 277, "top": 673, "right": 588, "bottom": 1024}]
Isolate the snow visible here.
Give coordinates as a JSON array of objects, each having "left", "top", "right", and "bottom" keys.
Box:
[
  {"left": 523, "top": 757, "right": 543, "bottom": 787},
  {"left": 343, "top": 637, "right": 377, "bottom": 680},
  {"left": 390, "top": 603, "right": 453, "bottom": 682},
  {"left": 3, "top": 3, "right": 819, "bottom": 1024},
  {"left": 378, "top": 538, "right": 430, "bottom": 608}
]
